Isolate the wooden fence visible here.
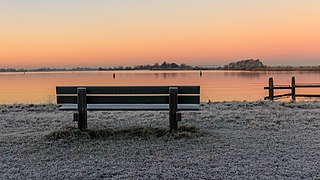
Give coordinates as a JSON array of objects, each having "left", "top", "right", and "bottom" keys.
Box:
[{"left": 264, "top": 76, "right": 320, "bottom": 100}]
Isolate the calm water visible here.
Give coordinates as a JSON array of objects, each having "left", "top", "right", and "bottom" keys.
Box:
[{"left": 0, "top": 70, "right": 320, "bottom": 104}]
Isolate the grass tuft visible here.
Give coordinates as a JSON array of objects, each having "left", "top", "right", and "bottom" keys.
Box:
[{"left": 44, "top": 125, "right": 201, "bottom": 141}]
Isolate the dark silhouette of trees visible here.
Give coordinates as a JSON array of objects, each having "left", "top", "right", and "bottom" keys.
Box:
[{"left": 97, "top": 61, "right": 193, "bottom": 71}]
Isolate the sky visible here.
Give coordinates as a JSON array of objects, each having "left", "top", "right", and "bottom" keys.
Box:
[{"left": 0, "top": 0, "right": 319, "bottom": 68}]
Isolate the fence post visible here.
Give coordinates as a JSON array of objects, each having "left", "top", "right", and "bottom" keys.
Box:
[
  {"left": 291, "top": 76, "right": 296, "bottom": 101},
  {"left": 169, "top": 87, "right": 178, "bottom": 131},
  {"left": 77, "top": 88, "right": 87, "bottom": 131},
  {"left": 269, "top": 77, "right": 274, "bottom": 100}
]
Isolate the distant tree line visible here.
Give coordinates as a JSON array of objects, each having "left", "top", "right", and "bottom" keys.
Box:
[
  {"left": 0, "top": 67, "right": 96, "bottom": 72},
  {"left": 0, "top": 62, "right": 193, "bottom": 72},
  {"left": 264, "top": 66, "right": 320, "bottom": 71},
  {"left": 98, "top": 62, "right": 193, "bottom": 71}
]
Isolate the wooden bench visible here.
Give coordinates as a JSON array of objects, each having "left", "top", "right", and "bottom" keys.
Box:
[{"left": 56, "top": 86, "right": 200, "bottom": 131}]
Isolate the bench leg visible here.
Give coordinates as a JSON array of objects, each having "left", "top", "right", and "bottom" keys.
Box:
[
  {"left": 77, "top": 88, "right": 87, "bottom": 131},
  {"left": 169, "top": 87, "right": 178, "bottom": 131},
  {"left": 176, "top": 112, "right": 182, "bottom": 122}
]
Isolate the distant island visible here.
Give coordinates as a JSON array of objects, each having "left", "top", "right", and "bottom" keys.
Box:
[
  {"left": 224, "top": 59, "right": 265, "bottom": 70},
  {"left": 224, "top": 59, "right": 320, "bottom": 71},
  {"left": 0, "top": 59, "right": 319, "bottom": 72}
]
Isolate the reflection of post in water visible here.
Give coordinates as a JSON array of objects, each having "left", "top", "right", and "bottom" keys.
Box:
[
  {"left": 161, "top": 73, "right": 167, "bottom": 79},
  {"left": 113, "top": 73, "right": 116, "bottom": 79},
  {"left": 200, "top": 71, "right": 203, "bottom": 77},
  {"left": 161, "top": 73, "right": 178, "bottom": 79}
]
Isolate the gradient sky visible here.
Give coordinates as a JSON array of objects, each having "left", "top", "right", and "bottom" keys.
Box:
[{"left": 1, "top": 0, "right": 319, "bottom": 68}]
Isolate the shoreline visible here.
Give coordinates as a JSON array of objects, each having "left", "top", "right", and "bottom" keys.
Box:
[
  {"left": 1, "top": 68, "right": 320, "bottom": 74},
  {"left": 1, "top": 101, "right": 320, "bottom": 179}
]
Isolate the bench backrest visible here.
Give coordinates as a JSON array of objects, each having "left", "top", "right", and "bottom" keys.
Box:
[{"left": 56, "top": 86, "right": 200, "bottom": 104}]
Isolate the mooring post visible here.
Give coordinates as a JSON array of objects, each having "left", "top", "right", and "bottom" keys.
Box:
[
  {"left": 291, "top": 76, "right": 296, "bottom": 101},
  {"left": 169, "top": 87, "right": 178, "bottom": 131},
  {"left": 77, "top": 88, "right": 87, "bottom": 131},
  {"left": 269, "top": 77, "right": 274, "bottom": 100}
]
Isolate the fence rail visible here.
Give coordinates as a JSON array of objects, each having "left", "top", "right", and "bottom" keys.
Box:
[{"left": 264, "top": 76, "right": 320, "bottom": 100}]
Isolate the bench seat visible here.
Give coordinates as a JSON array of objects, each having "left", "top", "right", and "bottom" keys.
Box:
[
  {"left": 56, "top": 85, "right": 200, "bottom": 131},
  {"left": 59, "top": 104, "right": 200, "bottom": 111}
]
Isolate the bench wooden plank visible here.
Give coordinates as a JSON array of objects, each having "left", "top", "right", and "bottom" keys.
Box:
[
  {"left": 59, "top": 104, "right": 200, "bottom": 111},
  {"left": 56, "top": 86, "right": 200, "bottom": 95},
  {"left": 57, "top": 95, "right": 200, "bottom": 104}
]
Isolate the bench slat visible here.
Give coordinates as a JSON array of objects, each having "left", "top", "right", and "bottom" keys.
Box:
[
  {"left": 57, "top": 95, "right": 200, "bottom": 104},
  {"left": 56, "top": 86, "right": 200, "bottom": 95},
  {"left": 59, "top": 104, "right": 200, "bottom": 111}
]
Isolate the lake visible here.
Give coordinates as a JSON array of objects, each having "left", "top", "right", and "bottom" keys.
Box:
[{"left": 0, "top": 70, "right": 320, "bottom": 104}]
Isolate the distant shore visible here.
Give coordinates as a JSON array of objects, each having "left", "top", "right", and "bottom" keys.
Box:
[
  {"left": 2, "top": 60, "right": 319, "bottom": 73},
  {"left": 1, "top": 66, "right": 320, "bottom": 73},
  {"left": 1, "top": 101, "right": 320, "bottom": 179}
]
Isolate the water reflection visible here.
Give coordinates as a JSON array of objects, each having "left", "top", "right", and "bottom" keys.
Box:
[
  {"left": 223, "top": 71, "right": 264, "bottom": 78},
  {"left": 120, "top": 71, "right": 182, "bottom": 80},
  {"left": 0, "top": 70, "right": 319, "bottom": 104}
]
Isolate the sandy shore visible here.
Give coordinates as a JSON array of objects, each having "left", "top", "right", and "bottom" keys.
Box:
[{"left": 1, "top": 101, "right": 320, "bottom": 179}]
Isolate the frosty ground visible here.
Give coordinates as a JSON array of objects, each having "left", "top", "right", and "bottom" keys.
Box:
[{"left": 1, "top": 101, "right": 320, "bottom": 179}]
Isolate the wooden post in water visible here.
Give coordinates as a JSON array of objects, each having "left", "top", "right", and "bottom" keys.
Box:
[
  {"left": 169, "top": 87, "right": 178, "bottom": 131},
  {"left": 291, "top": 76, "right": 296, "bottom": 101},
  {"left": 77, "top": 88, "right": 87, "bottom": 131},
  {"left": 269, "top": 77, "right": 274, "bottom": 100}
]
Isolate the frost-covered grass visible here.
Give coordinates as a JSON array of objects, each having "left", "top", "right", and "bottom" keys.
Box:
[
  {"left": 44, "top": 125, "right": 200, "bottom": 141},
  {"left": 1, "top": 101, "right": 320, "bottom": 179}
]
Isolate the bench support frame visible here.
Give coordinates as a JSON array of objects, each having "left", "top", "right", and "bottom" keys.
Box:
[
  {"left": 77, "top": 88, "right": 87, "bottom": 131},
  {"left": 169, "top": 87, "right": 178, "bottom": 131}
]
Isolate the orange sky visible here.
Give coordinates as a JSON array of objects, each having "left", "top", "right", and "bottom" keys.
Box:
[{"left": 0, "top": 0, "right": 319, "bottom": 68}]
